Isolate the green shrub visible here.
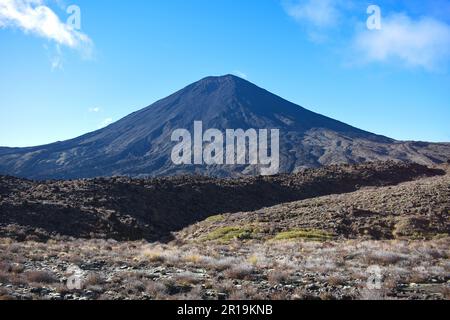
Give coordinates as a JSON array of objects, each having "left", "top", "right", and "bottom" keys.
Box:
[
  {"left": 272, "top": 229, "right": 333, "bottom": 242},
  {"left": 204, "top": 215, "right": 226, "bottom": 223},
  {"left": 203, "top": 226, "right": 256, "bottom": 243}
]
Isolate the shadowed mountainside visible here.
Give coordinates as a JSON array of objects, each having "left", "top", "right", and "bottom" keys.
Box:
[{"left": 0, "top": 161, "right": 445, "bottom": 242}]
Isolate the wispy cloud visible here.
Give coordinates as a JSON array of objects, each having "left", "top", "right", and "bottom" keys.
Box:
[
  {"left": 98, "top": 118, "right": 113, "bottom": 129},
  {"left": 50, "top": 43, "right": 63, "bottom": 70},
  {"left": 283, "top": 0, "right": 450, "bottom": 71},
  {"left": 354, "top": 14, "right": 450, "bottom": 71},
  {"left": 283, "top": 0, "right": 342, "bottom": 28},
  {"left": 232, "top": 70, "right": 248, "bottom": 79},
  {"left": 88, "top": 107, "right": 100, "bottom": 113},
  {"left": 282, "top": 0, "right": 354, "bottom": 43},
  {"left": 0, "top": 0, "right": 93, "bottom": 57}
]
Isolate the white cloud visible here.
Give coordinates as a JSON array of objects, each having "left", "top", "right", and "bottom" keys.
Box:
[
  {"left": 232, "top": 70, "right": 248, "bottom": 79},
  {"left": 89, "top": 107, "right": 100, "bottom": 113},
  {"left": 282, "top": 0, "right": 354, "bottom": 43},
  {"left": 98, "top": 118, "right": 113, "bottom": 129},
  {"left": 283, "top": 0, "right": 342, "bottom": 28},
  {"left": 50, "top": 43, "right": 63, "bottom": 70},
  {"left": 50, "top": 55, "right": 62, "bottom": 70},
  {"left": 354, "top": 14, "right": 450, "bottom": 70},
  {"left": 283, "top": 1, "right": 450, "bottom": 71},
  {"left": 0, "top": 0, "right": 92, "bottom": 56}
]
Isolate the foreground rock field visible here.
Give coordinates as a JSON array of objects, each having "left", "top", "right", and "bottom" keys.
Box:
[{"left": 0, "top": 162, "right": 449, "bottom": 300}]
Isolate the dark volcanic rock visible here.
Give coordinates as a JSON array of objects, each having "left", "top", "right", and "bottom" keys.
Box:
[
  {"left": 0, "top": 75, "right": 449, "bottom": 180},
  {"left": 0, "top": 161, "right": 444, "bottom": 242}
]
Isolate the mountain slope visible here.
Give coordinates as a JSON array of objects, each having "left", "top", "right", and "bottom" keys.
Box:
[{"left": 0, "top": 75, "right": 449, "bottom": 179}]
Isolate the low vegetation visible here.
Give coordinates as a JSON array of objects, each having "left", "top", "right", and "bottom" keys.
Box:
[
  {"left": 0, "top": 238, "right": 448, "bottom": 300},
  {"left": 202, "top": 226, "right": 258, "bottom": 243},
  {"left": 272, "top": 229, "right": 334, "bottom": 242},
  {"left": 0, "top": 162, "right": 448, "bottom": 300}
]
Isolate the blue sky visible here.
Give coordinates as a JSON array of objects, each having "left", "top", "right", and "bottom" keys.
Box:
[{"left": 1, "top": 0, "right": 450, "bottom": 147}]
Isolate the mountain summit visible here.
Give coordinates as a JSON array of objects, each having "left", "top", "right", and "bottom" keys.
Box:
[{"left": 1, "top": 75, "right": 449, "bottom": 179}]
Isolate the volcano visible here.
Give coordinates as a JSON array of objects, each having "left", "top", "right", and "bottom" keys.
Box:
[{"left": 0, "top": 75, "right": 449, "bottom": 179}]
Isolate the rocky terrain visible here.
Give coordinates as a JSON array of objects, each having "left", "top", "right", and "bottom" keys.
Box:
[
  {"left": 0, "top": 161, "right": 449, "bottom": 300},
  {"left": 178, "top": 165, "right": 450, "bottom": 242},
  {"left": 1, "top": 75, "right": 450, "bottom": 180},
  {"left": 0, "top": 238, "right": 448, "bottom": 301},
  {"left": 0, "top": 161, "right": 444, "bottom": 242}
]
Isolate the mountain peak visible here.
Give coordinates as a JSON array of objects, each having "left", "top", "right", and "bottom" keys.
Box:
[
  {"left": 1, "top": 75, "right": 449, "bottom": 180},
  {"left": 172, "top": 74, "right": 254, "bottom": 103},
  {"left": 190, "top": 74, "right": 249, "bottom": 92},
  {"left": 199, "top": 74, "right": 246, "bottom": 82}
]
